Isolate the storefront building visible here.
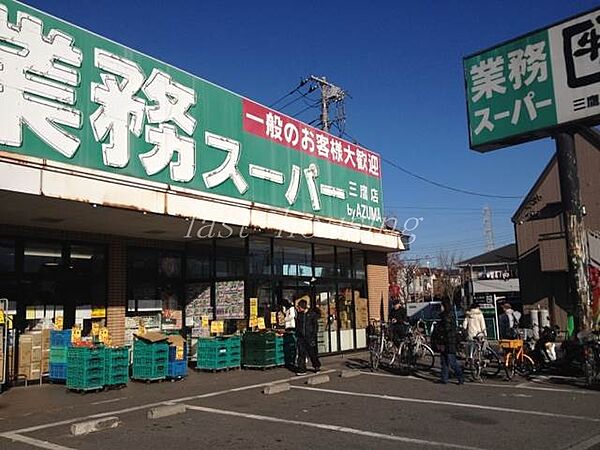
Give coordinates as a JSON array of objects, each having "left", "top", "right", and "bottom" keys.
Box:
[{"left": 0, "top": 1, "right": 402, "bottom": 382}]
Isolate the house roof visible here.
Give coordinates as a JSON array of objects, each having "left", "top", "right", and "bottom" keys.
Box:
[{"left": 458, "top": 243, "right": 517, "bottom": 266}]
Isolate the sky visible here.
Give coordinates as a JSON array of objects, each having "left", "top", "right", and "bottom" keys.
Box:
[{"left": 20, "top": 0, "right": 600, "bottom": 264}]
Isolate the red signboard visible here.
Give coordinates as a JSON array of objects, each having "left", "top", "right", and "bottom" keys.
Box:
[{"left": 243, "top": 99, "right": 381, "bottom": 178}]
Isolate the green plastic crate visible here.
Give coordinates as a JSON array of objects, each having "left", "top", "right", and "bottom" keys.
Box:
[
  {"left": 105, "top": 346, "right": 129, "bottom": 362},
  {"left": 105, "top": 372, "right": 129, "bottom": 386},
  {"left": 133, "top": 339, "right": 169, "bottom": 359},
  {"left": 49, "top": 347, "right": 68, "bottom": 364},
  {"left": 132, "top": 362, "right": 166, "bottom": 380}
]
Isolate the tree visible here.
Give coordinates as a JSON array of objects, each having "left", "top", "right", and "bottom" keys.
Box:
[
  {"left": 388, "top": 253, "right": 421, "bottom": 303},
  {"left": 436, "top": 250, "right": 464, "bottom": 306}
]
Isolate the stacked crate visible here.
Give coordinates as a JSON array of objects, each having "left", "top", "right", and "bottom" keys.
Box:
[
  {"left": 242, "top": 332, "right": 280, "bottom": 368},
  {"left": 104, "top": 347, "right": 129, "bottom": 387},
  {"left": 132, "top": 338, "right": 168, "bottom": 381},
  {"left": 48, "top": 330, "right": 72, "bottom": 383},
  {"left": 66, "top": 347, "right": 105, "bottom": 391},
  {"left": 196, "top": 336, "right": 241, "bottom": 371},
  {"left": 167, "top": 342, "right": 188, "bottom": 379}
]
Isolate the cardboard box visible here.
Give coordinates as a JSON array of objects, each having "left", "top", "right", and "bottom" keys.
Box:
[
  {"left": 134, "top": 331, "right": 168, "bottom": 343},
  {"left": 31, "top": 346, "right": 42, "bottom": 363},
  {"left": 30, "top": 332, "right": 42, "bottom": 347},
  {"left": 42, "top": 329, "right": 51, "bottom": 349},
  {"left": 18, "top": 337, "right": 33, "bottom": 366},
  {"left": 42, "top": 359, "right": 49, "bottom": 373}
]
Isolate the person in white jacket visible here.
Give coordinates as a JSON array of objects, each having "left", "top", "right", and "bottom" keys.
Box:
[{"left": 463, "top": 304, "right": 487, "bottom": 359}]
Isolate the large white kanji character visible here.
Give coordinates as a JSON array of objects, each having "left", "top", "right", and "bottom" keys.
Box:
[
  {"left": 316, "top": 133, "right": 329, "bottom": 158},
  {"left": 140, "top": 124, "right": 195, "bottom": 181},
  {"left": 138, "top": 69, "right": 197, "bottom": 182},
  {"left": 507, "top": 49, "right": 526, "bottom": 90},
  {"left": 0, "top": 6, "right": 82, "bottom": 157},
  {"left": 370, "top": 188, "right": 379, "bottom": 204},
  {"left": 343, "top": 144, "right": 356, "bottom": 167},
  {"left": 143, "top": 69, "right": 196, "bottom": 135},
  {"left": 523, "top": 42, "right": 547, "bottom": 86},
  {"left": 90, "top": 49, "right": 145, "bottom": 168},
  {"left": 368, "top": 154, "right": 379, "bottom": 177},
  {"left": 203, "top": 131, "right": 248, "bottom": 194},
  {"left": 330, "top": 139, "right": 343, "bottom": 162},
  {"left": 283, "top": 122, "right": 299, "bottom": 145},
  {"left": 301, "top": 128, "right": 315, "bottom": 152},
  {"left": 265, "top": 112, "right": 283, "bottom": 141},
  {"left": 470, "top": 56, "right": 506, "bottom": 102},
  {"left": 356, "top": 149, "right": 367, "bottom": 171},
  {"left": 359, "top": 184, "right": 368, "bottom": 201}
]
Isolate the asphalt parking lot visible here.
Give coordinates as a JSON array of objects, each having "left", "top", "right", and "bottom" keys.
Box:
[{"left": 0, "top": 354, "right": 598, "bottom": 450}]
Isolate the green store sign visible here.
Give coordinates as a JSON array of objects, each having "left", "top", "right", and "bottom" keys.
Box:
[
  {"left": 465, "top": 7, "right": 600, "bottom": 151},
  {"left": 0, "top": 0, "right": 383, "bottom": 226}
]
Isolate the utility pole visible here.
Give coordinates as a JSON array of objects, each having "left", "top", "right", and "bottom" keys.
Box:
[
  {"left": 309, "top": 76, "right": 347, "bottom": 134},
  {"left": 554, "top": 131, "right": 591, "bottom": 332},
  {"left": 483, "top": 206, "right": 495, "bottom": 252}
]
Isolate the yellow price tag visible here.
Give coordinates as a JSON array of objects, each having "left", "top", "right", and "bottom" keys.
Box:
[
  {"left": 270, "top": 312, "right": 277, "bottom": 326},
  {"left": 257, "top": 317, "right": 266, "bottom": 330},
  {"left": 91, "top": 322, "right": 100, "bottom": 337},
  {"left": 250, "top": 298, "right": 258, "bottom": 319},
  {"left": 55, "top": 316, "right": 63, "bottom": 330},
  {"left": 201, "top": 316, "right": 209, "bottom": 328},
  {"left": 210, "top": 321, "right": 223, "bottom": 334},
  {"left": 176, "top": 345, "right": 184, "bottom": 360},
  {"left": 249, "top": 317, "right": 257, "bottom": 328}
]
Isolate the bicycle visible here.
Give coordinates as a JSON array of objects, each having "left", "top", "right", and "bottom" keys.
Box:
[
  {"left": 464, "top": 332, "right": 502, "bottom": 382},
  {"left": 397, "top": 323, "right": 435, "bottom": 373},
  {"left": 500, "top": 336, "right": 535, "bottom": 380},
  {"left": 580, "top": 330, "right": 600, "bottom": 388},
  {"left": 368, "top": 321, "right": 396, "bottom": 371}
]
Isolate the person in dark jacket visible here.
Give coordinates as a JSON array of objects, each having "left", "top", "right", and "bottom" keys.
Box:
[
  {"left": 295, "top": 299, "right": 321, "bottom": 375},
  {"left": 437, "top": 299, "right": 464, "bottom": 385},
  {"left": 389, "top": 299, "right": 408, "bottom": 345}
]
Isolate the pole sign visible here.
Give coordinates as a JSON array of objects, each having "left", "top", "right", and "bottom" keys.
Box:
[
  {"left": 0, "top": 0, "right": 383, "bottom": 227},
  {"left": 465, "top": 7, "right": 600, "bottom": 151}
]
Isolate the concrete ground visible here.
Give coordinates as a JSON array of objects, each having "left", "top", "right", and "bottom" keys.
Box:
[{"left": 0, "top": 353, "right": 598, "bottom": 450}]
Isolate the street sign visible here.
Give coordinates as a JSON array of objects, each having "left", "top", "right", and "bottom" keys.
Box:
[
  {"left": 465, "top": 7, "right": 600, "bottom": 151},
  {"left": 0, "top": 0, "right": 383, "bottom": 227}
]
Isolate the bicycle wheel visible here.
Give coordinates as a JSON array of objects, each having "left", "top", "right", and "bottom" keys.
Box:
[
  {"left": 481, "top": 347, "right": 502, "bottom": 379},
  {"left": 369, "top": 337, "right": 381, "bottom": 372},
  {"left": 415, "top": 344, "right": 435, "bottom": 371},
  {"left": 516, "top": 354, "right": 535, "bottom": 377},
  {"left": 470, "top": 347, "right": 483, "bottom": 382},
  {"left": 504, "top": 352, "right": 515, "bottom": 380}
]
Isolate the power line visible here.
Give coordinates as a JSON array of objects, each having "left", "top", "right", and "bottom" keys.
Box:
[{"left": 340, "top": 130, "right": 523, "bottom": 200}]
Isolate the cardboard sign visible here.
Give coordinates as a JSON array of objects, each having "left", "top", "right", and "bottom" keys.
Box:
[
  {"left": 55, "top": 316, "right": 63, "bottom": 330},
  {"left": 257, "top": 317, "right": 266, "bottom": 330},
  {"left": 71, "top": 326, "right": 81, "bottom": 343}
]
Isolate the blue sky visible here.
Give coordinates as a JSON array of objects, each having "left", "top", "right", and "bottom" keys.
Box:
[{"left": 22, "top": 0, "right": 599, "bottom": 263}]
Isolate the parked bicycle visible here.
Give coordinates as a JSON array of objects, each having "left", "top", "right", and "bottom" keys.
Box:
[
  {"left": 579, "top": 329, "right": 600, "bottom": 388},
  {"left": 464, "top": 332, "right": 502, "bottom": 382},
  {"left": 368, "top": 321, "right": 396, "bottom": 371},
  {"left": 397, "top": 321, "right": 435, "bottom": 373},
  {"left": 500, "top": 335, "right": 535, "bottom": 380}
]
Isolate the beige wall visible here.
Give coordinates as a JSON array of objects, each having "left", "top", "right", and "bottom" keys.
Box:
[{"left": 366, "top": 251, "right": 389, "bottom": 321}]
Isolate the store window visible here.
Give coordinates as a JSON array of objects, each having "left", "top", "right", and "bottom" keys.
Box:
[
  {"left": 247, "top": 280, "right": 273, "bottom": 323},
  {"left": 215, "top": 238, "right": 246, "bottom": 278},
  {"left": 127, "top": 248, "right": 183, "bottom": 334},
  {"left": 337, "top": 284, "right": 355, "bottom": 351},
  {"left": 337, "top": 247, "right": 352, "bottom": 278},
  {"left": 186, "top": 241, "right": 213, "bottom": 280},
  {"left": 314, "top": 244, "right": 335, "bottom": 278},
  {"left": 0, "top": 239, "right": 15, "bottom": 273},
  {"left": 249, "top": 236, "right": 272, "bottom": 275},
  {"left": 24, "top": 241, "right": 62, "bottom": 274},
  {"left": 353, "top": 250, "right": 366, "bottom": 279},
  {"left": 274, "top": 239, "right": 312, "bottom": 277}
]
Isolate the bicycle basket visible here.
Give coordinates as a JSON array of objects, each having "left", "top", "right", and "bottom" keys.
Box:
[{"left": 499, "top": 339, "right": 523, "bottom": 349}]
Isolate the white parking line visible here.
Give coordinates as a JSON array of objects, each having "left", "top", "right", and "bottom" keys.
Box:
[
  {"left": 184, "top": 404, "right": 486, "bottom": 450},
  {"left": 360, "top": 370, "right": 597, "bottom": 395},
  {"left": 1, "top": 432, "right": 74, "bottom": 450},
  {"left": 293, "top": 386, "right": 600, "bottom": 423},
  {"left": 91, "top": 397, "right": 128, "bottom": 406},
  {"left": 564, "top": 433, "right": 600, "bottom": 450},
  {"left": 0, "top": 370, "right": 336, "bottom": 435}
]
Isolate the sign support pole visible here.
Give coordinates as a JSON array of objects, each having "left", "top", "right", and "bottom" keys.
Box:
[{"left": 554, "top": 131, "right": 591, "bottom": 332}]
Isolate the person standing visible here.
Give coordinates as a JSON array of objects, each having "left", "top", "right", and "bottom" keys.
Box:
[
  {"left": 463, "top": 303, "right": 487, "bottom": 359},
  {"left": 295, "top": 299, "right": 320, "bottom": 375},
  {"left": 283, "top": 299, "right": 296, "bottom": 331},
  {"left": 437, "top": 299, "right": 464, "bottom": 385},
  {"left": 499, "top": 302, "right": 522, "bottom": 339},
  {"left": 389, "top": 299, "right": 408, "bottom": 346}
]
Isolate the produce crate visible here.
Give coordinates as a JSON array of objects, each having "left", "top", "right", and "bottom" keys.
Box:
[
  {"left": 66, "top": 346, "right": 106, "bottom": 390},
  {"left": 197, "top": 355, "right": 231, "bottom": 371},
  {"left": 67, "top": 372, "right": 105, "bottom": 391},
  {"left": 242, "top": 331, "right": 277, "bottom": 348},
  {"left": 105, "top": 346, "right": 130, "bottom": 363},
  {"left": 50, "top": 330, "right": 72, "bottom": 347},
  {"left": 105, "top": 372, "right": 129, "bottom": 386},
  {"left": 49, "top": 346, "right": 68, "bottom": 364},
  {"left": 133, "top": 339, "right": 169, "bottom": 358},
  {"left": 167, "top": 360, "right": 188, "bottom": 379},
  {"left": 49, "top": 362, "right": 67, "bottom": 382},
  {"left": 132, "top": 362, "right": 167, "bottom": 381}
]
